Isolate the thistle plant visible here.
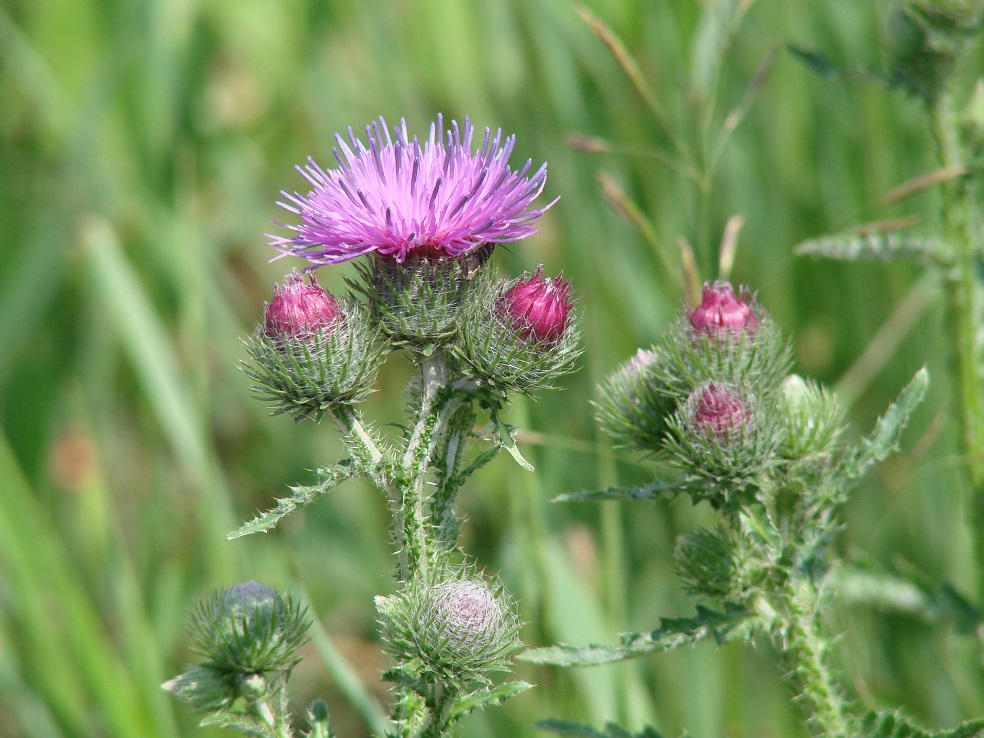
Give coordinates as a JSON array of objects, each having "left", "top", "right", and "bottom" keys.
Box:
[
  {"left": 164, "top": 115, "right": 579, "bottom": 737},
  {"left": 523, "top": 281, "right": 984, "bottom": 737}
]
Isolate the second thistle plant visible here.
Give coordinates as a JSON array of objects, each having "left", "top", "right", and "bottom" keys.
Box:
[{"left": 525, "top": 281, "right": 940, "bottom": 738}]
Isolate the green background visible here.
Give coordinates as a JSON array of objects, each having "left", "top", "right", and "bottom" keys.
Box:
[{"left": 1, "top": 0, "right": 981, "bottom": 735}]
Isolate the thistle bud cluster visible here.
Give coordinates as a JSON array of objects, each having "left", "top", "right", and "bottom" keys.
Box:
[
  {"left": 598, "top": 282, "right": 798, "bottom": 506},
  {"left": 244, "top": 258, "right": 580, "bottom": 422},
  {"left": 594, "top": 281, "right": 857, "bottom": 599}
]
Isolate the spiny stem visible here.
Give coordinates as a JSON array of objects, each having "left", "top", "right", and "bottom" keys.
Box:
[
  {"left": 777, "top": 576, "right": 849, "bottom": 738},
  {"left": 333, "top": 406, "right": 411, "bottom": 580},
  {"left": 400, "top": 349, "right": 451, "bottom": 581}
]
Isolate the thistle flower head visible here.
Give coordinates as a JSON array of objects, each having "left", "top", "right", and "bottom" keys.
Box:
[
  {"left": 688, "top": 281, "right": 757, "bottom": 337},
  {"left": 501, "top": 266, "right": 575, "bottom": 342},
  {"left": 264, "top": 271, "right": 342, "bottom": 338},
  {"left": 270, "top": 115, "right": 554, "bottom": 266}
]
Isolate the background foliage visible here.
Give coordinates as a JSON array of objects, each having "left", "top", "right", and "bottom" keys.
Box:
[{"left": 0, "top": 0, "right": 981, "bottom": 736}]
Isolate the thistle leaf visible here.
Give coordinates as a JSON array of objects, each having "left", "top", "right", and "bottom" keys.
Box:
[
  {"left": 534, "top": 718, "right": 676, "bottom": 738},
  {"left": 518, "top": 604, "right": 752, "bottom": 666},
  {"left": 840, "top": 368, "right": 928, "bottom": 481},
  {"left": 857, "top": 710, "right": 984, "bottom": 738},
  {"left": 227, "top": 462, "right": 357, "bottom": 539},
  {"left": 794, "top": 233, "right": 943, "bottom": 265},
  {"left": 787, "top": 45, "right": 845, "bottom": 78},
  {"left": 451, "top": 681, "right": 533, "bottom": 720},
  {"left": 552, "top": 478, "right": 692, "bottom": 503},
  {"left": 492, "top": 411, "right": 534, "bottom": 471},
  {"left": 832, "top": 562, "right": 982, "bottom": 634}
]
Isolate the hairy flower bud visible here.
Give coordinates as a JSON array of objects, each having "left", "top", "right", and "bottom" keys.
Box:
[
  {"left": 687, "top": 382, "right": 750, "bottom": 443},
  {"left": 264, "top": 271, "right": 342, "bottom": 339},
  {"left": 430, "top": 580, "right": 503, "bottom": 650},
  {"left": 502, "top": 266, "right": 575, "bottom": 342},
  {"left": 245, "top": 281, "right": 385, "bottom": 420},
  {"left": 596, "top": 347, "right": 674, "bottom": 450},
  {"left": 688, "top": 281, "right": 757, "bottom": 337},
  {"left": 189, "top": 582, "right": 310, "bottom": 675},
  {"left": 456, "top": 266, "right": 580, "bottom": 396},
  {"left": 376, "top": 571, "right": 522, "bottom": 684},
  {"left": 163, "top": 582, "right": 311, "bottom": 713}
]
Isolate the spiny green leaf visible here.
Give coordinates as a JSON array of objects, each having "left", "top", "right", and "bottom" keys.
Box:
[
  {"left": 534, "top": 718, "right": 676, "bottom": 738},
  {"left": 227, "top": 462, "right": 357, "bottom": 539},
  {"left": 840, "top": 368, "right": 929, "bottom": 481},
  {"left": 857, "top": 710, "right": 984, "bottom": 738},
  {"left": 794, "top": 233, "right": 944, "bottom": 265},
  {"left": 833, "top": 562, "right": 982, "bottom": 634},
  {"left": 492, "top": 411, "right": 534, "bottom": 471},
  {"left": 787, "top": 44, "right": 846, "bottom": 78},
  {"left": 552, "top": 477, "right": 692, "bottom": 503},
  {"left": 450, "top": 680, "right": 533, "bottom": 720},
  {"left": 518, "top": 604, "right": 753, "bottom": 667}
]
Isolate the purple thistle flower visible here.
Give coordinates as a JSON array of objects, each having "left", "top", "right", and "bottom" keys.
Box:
[{"left": 270, "top": 115, "right": 555, "bottom": 266}]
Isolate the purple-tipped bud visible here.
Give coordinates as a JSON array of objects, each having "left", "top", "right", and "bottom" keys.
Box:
[
  {"left": 688, "top": 382, "right": 749, "bottom": 442},
  {"left": 502, "top": 266, "right": 575, "bottom": 342},
  {"left": 431, "top": 580, "right": 502, "bottom": 649},
  {"left": 264, "top": 271, "right": 342, "bottom": 338},
  {"left": 688, "top": 281, "right": 757, "bottom": 336}
]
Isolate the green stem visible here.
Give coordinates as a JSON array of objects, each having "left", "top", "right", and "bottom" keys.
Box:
[
  {"left": 931, "top": 90, "right": 984, "bottom": 596},
  {"left": 400, "top": 349, "right": 450, "bottom": 581},
  {"left": 776, "top": 576, "right": 850, "bottom": 737},
  {"left": 334, "top": 407, "right": 412, "bottom": 581}
]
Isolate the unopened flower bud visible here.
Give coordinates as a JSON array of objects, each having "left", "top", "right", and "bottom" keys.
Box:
[
  {"left": 687, "top": 382, "right": 750, "bottom": 443},
  {"left": 188, "top": 581, "right": 310, "bottom": 675},
  {"left": 264, "top": 271, "right": 342, "bottom": 339},
  {"left": 688, "top": 281, "right": 757, "bottom": 337},
  {"left": 502, "top": 266, "right": 575, "bottom": 342},
  {"left": 596, "top": 347, "right": 674, "bottom": 450},
  {"left": 430, "top": 580, "right": 503, "bottom": 650},
  {"left": 377, "top": 571, "right": 522, "bottom": 683}
]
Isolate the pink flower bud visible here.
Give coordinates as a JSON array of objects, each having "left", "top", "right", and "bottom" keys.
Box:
[
  {"left": 431, "top": 580, "right": 502, "bottom": 649},
  {"left": 688, "top": 382, "right": 749, "bottom": 442},
  {"left": 688, "top": 281, "right": 757, "bottom": 336},
  {"left": 264, "top": 271, "right": 342, "bottom": 338},
  {"left": 502, "top": 266, "right": 575, "bottom": 342}
]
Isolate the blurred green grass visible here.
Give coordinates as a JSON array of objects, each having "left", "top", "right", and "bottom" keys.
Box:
[{"left": 1, "top": 0, "right": 981, "bottom": 736}]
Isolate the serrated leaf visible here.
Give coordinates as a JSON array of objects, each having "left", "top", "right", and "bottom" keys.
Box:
[
  {"left": 858, "top": 710, "right": 984, "bottom": 738},
  {"left": 787, "top": 44, "right": 845, "bottom": 78},
  {"left": 794, "top": 233, "right": 943, "bottom": 265},
  {"left": 451, "top": 680, "right": 533, "bottom": 720},
  {"left": 227, "top": 462, "right": 357, "bottom": 539},
  {"left": 552, "top": 477, "right": 692, "bottom": 503},
  {"left": 840, "top": 368, "right": 928, "bottom": 481},
  {"left": 535, "top": 719, "right": 673, "bottom": 738},
  {"left": 833, "top": 562, "right": 982, "bottom": 634},
  {"left": 492, "top": 411, "right": 534, "bottom": 471},
  {"left": 518, "top": 604, "right": 753, "bottom": 667}
]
